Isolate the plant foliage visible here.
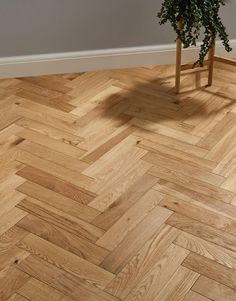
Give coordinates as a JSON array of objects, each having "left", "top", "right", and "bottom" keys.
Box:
[{"left": 158, "top": 0, "right": 232, "bottom": 66}]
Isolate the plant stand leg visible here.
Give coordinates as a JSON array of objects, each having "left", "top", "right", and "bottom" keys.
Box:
[
  {"left": 175, "top": 37, "right": 182, "bottom": 93},
  {"left": 208, "top": 39, "right": 216, "bottom": 86}
]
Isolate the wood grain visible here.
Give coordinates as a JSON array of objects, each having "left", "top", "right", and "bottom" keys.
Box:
[{"left": 1, "top": 65, "right": 236, "bottom": 300}]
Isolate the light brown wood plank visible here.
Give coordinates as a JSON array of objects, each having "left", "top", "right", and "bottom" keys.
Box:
[
  {"left": 183, "top": 290, "right": 211, "bottom": 301},
  {"left": 154, "top": 179, "right": 236, "bottom": 220},
  {"left": 130, "top": 118, "right": 201, "bottom": 144},
  {"left": 17, "top": 197, "right": 104, "bottom": 242},
  {"left": 167, "top": 213, "right": 236, "bottom": 253},
  {"left": 18, "top": 277, "right": 75, "bottom": 301},
  {"left": 198, "top": 112, "right": 236, "bottom": 150},
  {"left": 160, "top": 196, "right": 236, "bottom": 235},
  {"left": 105, "top": 225, "right": 180, "bottom": 299},
  {"left": 96, "top": 188, "right": 163, "bottom": 251},
  {"left": 192, "top": 275, "right": 236, "bottom": 301},
  {"left": 137, "top": 137, "right": 216, "bottom": 170},
  {"left": 16, "top": 89, "right": 75, "bottom": 112},
  {"left": 17, "top": 255, "right": 120, "bottom": 301},
  {"left": 153, "top": 266, "right": 199, "bottom": 301},
  {"left": 88, "top": 160, "right": 152, "bottom": 212},
  {"left": 91, "top": 174, "right": 158, "bottom": 230},
  {"left": 16, "top": 117, "right": 82, "bottom": 146},
  {"left": 17, "top": 181, "right": 100, "bottom": 222},
  {"left": 16, "top": 149, "right": 94, "bottom": 190},
  {"left": 0, "top": 208, "right": 27, "bottom": 236},
  {"left": 6, "top": 294, "right": 29, "bottom": 301},
  {"left": 149, "top": 165, "right": 234, "bottom": 204},
  {"left": 134, "top": 127, "right": 208, "bottom": 157},
  {"left": 17, "top": 214, "right": 109, "bottom": 265},
  {"left": 175, "top": 231, "right": 236, "bottom": 270},
  {"left": 17, "top": 129, "right": 85, "bottom": 159},
  {"left": 124, "top": 244, "right": 190, "bottom": 301},
  {"left": 0, "top": 267, "right": 30, "bottom": 301},
  {"left": 143, "top": 151, "right": 224, "bottom": 186},
  {"left": 17, "top": 233, "right": 114, "bottom": 289},
  {"left": 81, "top": 126, "right": 135, "bottom": 164},
  {"left": 83, "top": 135, "right": 148, "bottom": 194},
  {"left": 100, "top": 205, "right": 172, "bottom": 273},
  {"left": 17, "top": 166, "right": 95, "bottom": 205},
  {"left": 183, "top": 252, "right": 236, "bottom": 290}
]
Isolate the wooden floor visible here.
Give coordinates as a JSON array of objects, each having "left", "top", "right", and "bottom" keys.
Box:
[{"left": 0, "top": 62, "right": 236, "bottom": 301}]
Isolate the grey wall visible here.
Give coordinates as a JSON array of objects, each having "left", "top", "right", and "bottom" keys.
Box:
[{"left": 0, "top": 0, "right": 235, "bottom": 57}]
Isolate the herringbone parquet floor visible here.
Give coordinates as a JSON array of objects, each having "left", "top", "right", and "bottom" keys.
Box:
[{"left": 0, "top": 62, "right": 236, "bottom": 301}]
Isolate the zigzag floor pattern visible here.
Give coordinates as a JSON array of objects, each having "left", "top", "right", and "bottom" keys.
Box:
[{"left": 0, "top": 62, "right": 236, "bottom": 301}]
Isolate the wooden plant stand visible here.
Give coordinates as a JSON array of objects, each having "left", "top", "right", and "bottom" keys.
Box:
[{"left": 175, "top": 28, "right": 236, "bottom": 93}]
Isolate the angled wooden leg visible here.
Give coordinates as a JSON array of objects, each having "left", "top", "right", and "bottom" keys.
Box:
[
  {"left": 175, "top": 37, "right": 182, "bottom": 94},
  {"left": 208, "top": 38, "right": 216, "bottom": 86}
]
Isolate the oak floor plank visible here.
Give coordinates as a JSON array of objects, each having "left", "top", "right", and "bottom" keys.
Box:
[
  {"left": 153, "top": 266, "right": 199, "bottom": 301},
  {"left": 16, "top": 99, "right": 79, "bottom": 133},
  {"left": 197, "top": 112, "right": 236, "bottom": 150},
  {"left": 16, "top": 81, "right": 63, "bottom": 98},
  {"left": 6, "top": 294, "right": 29, "bottom": 301},
  {"left": 0, "top": 208, "right": 27, "bottom": 236},
  {"left": 17, "top": 166, "right": 95, "bottom": 205},
  {"left": 0, "top": 174, "right": 25, "bottom": 195},
  {"left": 71, "top": 85, "right": 122, "bottom": 120},
  {"left": 16, "top": 149, "right": 94, "bottom": 190},
  {"left": 0, "top": 226, "right": 28, "bottom": 249},
  {"left": 204, "top": 125, "right": 236, "bottom": 163},
  {"left": 18, "top": 277, "right": 75, "bottom": 301},
  {"left": 183, "top": 290, "right": 211, "bottom": 301},
  {"left": 21, "top": 75, "right": 71, "bottom": 94},
  {"left": 143, "top": 151, "right": 225, "bottom": 186},
  {"left": 105, "top": 225, "right": 179, "bottom": 299},
  {"left": 0, "top": 267, "right": 30, "bottom": 301},
  {"left": 134, "top": 127, "right": 208, "bottom": 158},
  {"left": 149, "top": 165, "right": 235, "bottom": 204},
  {"left": 96, "top": 188, "right": 163, "bottom": 251},
  {"left": 192, "top": 275, "right": 236, "bottom": 301},
  {"left": 91, "top": 174, "right": 158, "bottom": 230},
  {"left": 17, "top": 214, "right": 109, "bottom": 265},
  {"left": 100, "top": 205, "right": 172, "bottom": 273},
  {"left": 17, "top": 233, "right": 115, "bottom": 289},
  {"left": 0, "top": 190, "right": 25, "bottom": 217},
  {"left": 16, "top": 89, "right": 75, "bottom": 113},
  {"left": 124, "top": 244, "right": 190, "bottom": 301},
  {"left": 88, "top": 160, "right": 151, "bottom": 212},
  {"left": 15, "top": 97, "right": 78, "bottom": 125},
  {"left": 16, "top": 117, "right": 82, "bottom": 146},
  {"left": 160, "top": 196, "right": 236, "bottom": 235},
  {"left": 166, "top": 213, "right": 236, "bottom": 253},
  {"left": 154, "top": 179, "right": 236, "bottom": 221},
  {"left": 182, "top": 252, "right": 236, "bottom": 290},
  {"left": 17, "top": 129, "right": 86, "bottom": 160},
  {"left": 175, "top": 231, "right": 236, "bottom": 270},
  {"left": 0, "top": 245, "right": 29, "bottom": 273},
  {"left": 81, "top": 125, "right": 135, "bottom": 164},
  {"left": 83, "top": 135, "right": 148, "bottom": 194},
  {"left": 75, "top": 102, "right": 131, "bottom": 151},
  {"left": 17, "top": 197, "right": 104, "bottom": 242},
  {"left": 137, "top": 137, "right": 216, "bottom": 170},
  {"left": 17, "top": 255, "right": 120, "bottom": 301},
  {"left": 130, "top": 118, "right": 201, "bottom": 144},
  {"left": 17, "top": 181, "right": 100, "bottom": 223}
]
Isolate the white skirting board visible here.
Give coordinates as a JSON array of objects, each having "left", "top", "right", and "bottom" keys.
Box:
[{"left": 0, "top": 40, "right": 236, "bottom": 78}]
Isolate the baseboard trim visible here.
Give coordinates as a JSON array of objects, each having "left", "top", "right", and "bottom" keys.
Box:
[{"left": 0, "top": 40, "right": 236, "bottom": 78}]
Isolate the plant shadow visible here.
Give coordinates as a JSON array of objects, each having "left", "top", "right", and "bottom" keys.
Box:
[{"left": 98, "top": 65, "right": 236, "bottom": 129}]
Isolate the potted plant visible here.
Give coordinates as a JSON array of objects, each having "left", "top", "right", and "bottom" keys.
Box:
[{"left": 158, "top": 0, "right": 232, "bottom": 66}]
